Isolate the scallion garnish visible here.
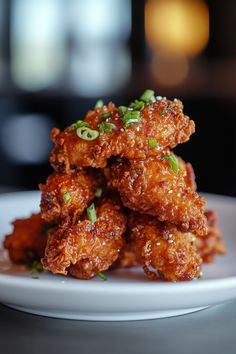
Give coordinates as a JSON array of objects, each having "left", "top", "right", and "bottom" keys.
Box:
[
  {"left": 29, "top": 260, "right": 44, "bottom": 273},
  {"left": 129, "top": 100, "right": 145, "bottom": 111},
  {"left": 67, "top": 120, "right": 89, "bottom": 132},
  {"left": 87, "top": 203, "right": 97, "bottom": 224},
  {"left": 63, "top": 191, "right": 70, "bottom": 204},
  {"left": 148, "top": 139, "right": 158, "bottom": 148},
  {"left": 98, "top": 122, "right": 116, "bottom": 133},
  {"left": 95, "top": 188, "right": 102, "bottom": 198},
  {"left": 160, "top": 106, "right": 172, "bottom": 116},
  {"left": 28, "top": 260, "right": 44, "bottom": 279},
  {"left": 162, "top": 154, "right": 179, "bottom": 173},
  {"left": 122, "top": 110, "right": 141, "bottom": 129},
  {"left": 119, "top": 106, "right": 128, "bottom": 116},
  {"left": 99, "top": 112, "right": 112, "bottom": 120},
  {"left": 140, "top": 89, "right": 155, "bottom": 103},
  {"left": 97, "top": 272, "right": 107, "bottom": 281},
  {"left": 94, "top": 99, "right": 104, "bottom": 109},
  {"left": 77, "top": 127, "right": 99, "bottom": 141}
]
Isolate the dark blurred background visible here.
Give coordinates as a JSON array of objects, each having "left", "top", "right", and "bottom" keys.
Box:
[{"left": 0, "top": 0, "right": 235, "bottom": 195}]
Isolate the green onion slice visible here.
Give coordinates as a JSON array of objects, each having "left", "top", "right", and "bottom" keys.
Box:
[
  {"left": 99, "top": 112, "right": 112, "bottom": 120},
  {"left": 140, "top": 89, "right": 155, "bottom": 103},
  {"left": 95, "top": 188, "right": 102, "bottom": 198},
  {"left": 28, "top": 260, "right": 44, "bottom": 273},
  {"left": 67, "top": 120, "right": 89, "bottom": 132},
  {"left": 122, "top": 110, "right": 141, "bottom": 129},
  {"left": 77, "top": 127, "right": 99, "bottom": 141},
  {"left": 98, "top": 122, "right": 116, "bottom": 133},
  {"left": 129, "top": 100, "right": 145, "bottom": 111},
  {"left": 87, "top": 203, "right": 97, "bottom": 224},
  {"left": 148, "top": 139, "right": 158, "bottom": 148},
  {"left": 160, "top": 106, "right": 172, "bottom": 116},
  {"left": 97, "top": 272, "right": 107, "bottom": 281},
  {"left": 119, "top": 106, "right": 128, "bottom": 116},
  {"left": 94, "top": 99, "right": 104, "bottom": 109},
  {"left": 162, "top": 154, "right": 179, "bottom": 173},
  {"left": 63, "top": 191, "right": 70, "bottom": 204}
]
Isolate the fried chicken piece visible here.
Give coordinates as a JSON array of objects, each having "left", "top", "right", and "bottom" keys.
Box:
[
  {"left": 126, "top": 213, "right": 202, "bottom": 281},
  {"left": 50, "top": 97, "right": 195, "bottom": 173},
  {"left": 114, "top": 210, "right": 225, "bottom": 271},
  {"left": 112, "top": 241, "right": 139, "bottom": 269},
  {"left": 196, "top": 210, "right": 226, "bottom": 262},
  {"left": 39, "top": 170, "right": 99, "bottom": 223},
  {"left": 41, "top": 198, "right": 126, "bottom": 279},
  {"left": 109, "top": 155, "right": 207, "bottom": 235},
  {"left": 3, "top": 214, "right": 48, "bottom": 263}
]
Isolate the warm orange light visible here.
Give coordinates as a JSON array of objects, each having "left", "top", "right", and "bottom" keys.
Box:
[
  {"left": 151, "top": 51, "right": 189, "bottom": 86},
  {"left": 145, "top": 0, "right": 209, "bottom": 57}
]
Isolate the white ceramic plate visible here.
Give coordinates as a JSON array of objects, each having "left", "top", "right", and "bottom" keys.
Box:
[{"left": 0, "top": 191, "right": 236, "bottom": 321}]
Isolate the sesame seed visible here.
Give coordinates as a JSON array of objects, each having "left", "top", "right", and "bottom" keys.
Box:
[{"left": 168, "top": 239, "right": 174, "bottom": 244}]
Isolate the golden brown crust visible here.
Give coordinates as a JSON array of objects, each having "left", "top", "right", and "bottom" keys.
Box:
[
  {"left": 50, "top": 99, "right": 195, "bottom": 172},
  {"left": 109, "top": 156, "right": 207, "bottom": 235},
  {"left": 3, "top": 214, "right": 47, "bottom": 263},
  {"left": 39, "top": 170, "right": 99, "bottom": 223},
  {"left": 41, "top": 198, "right": 126, "bottom": 279},
  {"left": 127, "top": 212, "right": 202, "bottom": 281},
  {"left": 196, "top": 210, "right": 226, "bottom": 262}
]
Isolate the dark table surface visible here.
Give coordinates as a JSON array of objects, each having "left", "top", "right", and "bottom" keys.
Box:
[
  {"left": 0, "top": 301, "right": 236, "bottom": 354},
  {"left": 1, "top": 187, "right": 236, "bottom": 354}
]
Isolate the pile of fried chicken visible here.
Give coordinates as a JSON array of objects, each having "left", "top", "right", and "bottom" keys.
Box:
[{"left": 4, "top": 90, "right": 226, "bottom": 281}]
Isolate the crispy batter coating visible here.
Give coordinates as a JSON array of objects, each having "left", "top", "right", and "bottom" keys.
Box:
[
  {"left": 50, "top": 98, "right": 195, "bottom": 173},
  {"left": 109, "top": 156, "right": 207, "bottom": 235},
  {"left": 114, "top": 210, "right": 225, "bottom": 271},
  {"left": 127, "top": 213, "right": 202, "bottom": 281},
  {"left": 196, "top": 210, "right": 226, "bottom": 262},
  {"left": 112, "top": 241, "right": 139, "bottom": 269},
  {"left": 39, "top": 170, "right": 99, "bottom": 223},
  {"left": 41, "top": 198, "right": 126, "bottom": 279},
  {"left": 3, "top": 214, "right": 47, "bottom": 263}
]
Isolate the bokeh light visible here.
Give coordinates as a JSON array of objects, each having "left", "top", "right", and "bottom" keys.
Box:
[
  {"left": 11, "top": 0, "right": 66, "bottom": 90},
  {"left": 70, "top": 44, "right": 131, "bottom": 97},
  {"left": 145, "top": 0, "right": 209, "bottom": 57},
  {"left": 0, "top": 114, "right": 53, "bottom": 164},
  {"left": 151, "top": 51, "right": 189, "bottom": 86}
]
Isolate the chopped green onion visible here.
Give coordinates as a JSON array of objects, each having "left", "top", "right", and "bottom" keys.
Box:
[
  {"left": 67, "top": 120, "right": 89, "bottom": 132},
  {"left": 63, "top": 191, "right": 70, "bottom": 204},
  {"left": 29, "top": 261, "right": 44, "bottom": 273},
  {"left": 98, "top": 122, "right": 116, "bottom": 133},
  {"left": 95, "top": 188, "right": 102, "bottom": 198},
  {"left": 140, "top": 89, "right": 155, "bottom": 103},
  {"left": 162, "top": 154, "right": 179, "bottom": 173},
  {"left": 148, "top": 139, "right": 158, "bottom": 148},
  {"left": 122, "top": 110, "right": 141, "bottom": 129},
  {"left": 27, "top": 259, "right": 44, "bottom": 279},
  {"left": 77, "top": 127, "right": 99, "bottom": 141},
  {"left": 129, "top": 100, "right": 145, "bottom": 111},
  {"left": 87, "top": 203, "right": 97, "bottom": 224},
  {"left": 160, "top": 106, "right": 172, "bottom": 116},
  {"left": 119, "top": 106, "right": 128, "bottom": 116},
  {"left": 94, "top": 99, "right": 104, "bottom": 109},
  {"left": 99, "top": 112, "right": 112, "bottom": 120},
  {"left": 97, "top": 272, "right": 107, "bottom": 281}
]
